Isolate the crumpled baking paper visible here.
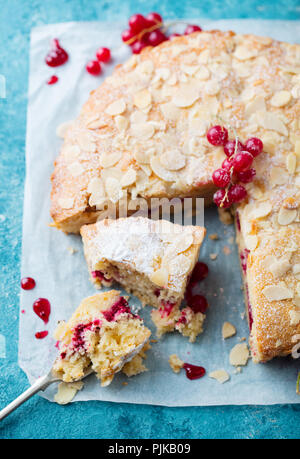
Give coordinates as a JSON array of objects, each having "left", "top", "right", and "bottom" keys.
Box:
[{"left": 19, "top": 19, "right": 300, "bottom": 406}]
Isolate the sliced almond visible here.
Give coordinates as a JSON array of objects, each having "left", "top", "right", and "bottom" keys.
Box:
[
  {"left": 270, "top": 90, "right": 291, "bottom": 108},
  {"left": 160, "top": 150, "right": 186, "bottom": 171},
  {"left": 209, "top": 369, "right": 230, "bottom": 384},
  {"left": 293, "top": 264, "right": 300, "bottom": 280},
  {"left": 234, "top": 46, "right": 257, "bottom": 61},
  {"left": 270, "top": 166, "right": 289, "bottom": 186},
  {"left": 169, "top": 233, "right": 194, "bottom": 255},
  {"left": 56, "top": 120, "right": 73, "bottom": 138},
  {"left": 172, "top": 84, "right": 199, "bottom": 108},
  {"left": 229, "top": 343, "right": 250, "bottom": 366},
  {"left": 105, "top": 98, "right": 126, "bottom": 116},
  {"left": 251, "top": 201, "right": 272, "bottom": 219},
  {"left": 67, "top": 162, "right": 84, "bottom": 177},
  {"left": 278, "top": 207, "right": 297, "bottom": 225},
  {"left": 195, "top": 66, "right": 210, "bottom": 80},
  {"left": 150, "top": 267, "right": 169, "bottom": 287},
  {"left": 99, "top": 151, "right": 122, "bottom": 168},
  {"left": 222, "top": 322, "right": 236, "bottom": 339},
  {"left": 262, "top": 281, "right": 293, "bottom": 301},
  {"left": 120, "top": 168, "right": 137, "bottom": 188},
  {"left": 286, "top": 153, "right": 297, "bottom": 174},
  {"left": 160, "top": 102, "right": 181, "bottom": 121},
  {"left": 105, "top": 177, "right": 123, "bottom": 203},
  {"left": 167, "top": 254, "right": 191, "bottom": 276},
  {"left": 54, "top": 382, "right": 83, "bottom": 405},
  {"left": 244, "top": 234, "right": 258, "bottom": 251},
  {"left": 289, "top": 310, "right": 300, "bottom": 326},
  {"left": 131, "top": 122, "right": 155, "bottom": 140},
  {"left": 77, "top": 133, "right": 96, "bottom": 153},
  {"left": 58, "top": 197, "right": 74, "bottom": 209},
  {"left": 133, "top": 89, "right": 152, "bottom": 109},
  {"left": 150, "top": 156, "right": 178, "bottom": 182},
  {"left": 115, "top": 115, "right": 128, "bottom": 132},
  {"left": 269, "top": 259, "right": 291, "bottom": 278},
  {"left": 205, "top": 80, "right": 220, "bottom": 96}
]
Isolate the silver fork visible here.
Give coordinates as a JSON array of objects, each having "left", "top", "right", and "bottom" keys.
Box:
[{"left": 0, "top": 368, "right": 93, "bottom": 422}]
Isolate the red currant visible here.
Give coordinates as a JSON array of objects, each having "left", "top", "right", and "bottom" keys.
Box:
[
  {"left": 245, "top": 137, "right": 263, "bottom": 157},
  {"left": 96, "top": 47, "right": 111, "bottom": 63},
  {"left": 223, "top": 139, "right": 244, "bottom": 157},
  {"left": 232, "top": 151, "right": 253, "bottom": 172},
  {"left": 207, "top": 125, "right": 228, "bottom": 146},
  {"left": 184, "top": 24, "right": 202, "bottom": 35},
  {"left": 146, "top": 12, "right": 162, "bottom": 27},
  {"left": 189, "top": 295, "right": 208, "bottom": 313},
  {"left": 212, "top": 168, "right": 230, "bottom": 187},
  {"left": 122, "top": 29, "right": 135, "bottom": 43},
  {"left": 129, "top": 14, "right": 148, "bottom": 34},
  {"left": 86, "top": 60, "right": 101, "bottom": 75},
  {"left": 228, "top": 184, "right": 247, "bottom": 203},
  {"left": 236, "top": 168, "right": 256, "bottom": 184},
  {"left": 147, "top": 29, "right": 167, "bottom": 46},
  {"left": 190, "top": 262, "right": 209, "bottom": 284},
  {"left": 213, "top": 188, "right": 232, "bottom": 208},
  {"left": 131, "top": 41, "right": 147, "bottom": 54},
  {"left": 222, "top": 157, "right": 234, "bottom": 171}
]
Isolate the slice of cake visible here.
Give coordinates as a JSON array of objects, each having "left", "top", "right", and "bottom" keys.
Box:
[
  {"left": 52, "top": 290, "right": 151, "bottom": 386},
  {"left": 80, "top": 217, "right": 206, "bottom": 313}
]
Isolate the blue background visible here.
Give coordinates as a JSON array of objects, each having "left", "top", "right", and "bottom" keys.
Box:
[{"left": 0, "top": 0, "right": 300, "bottom": 439}]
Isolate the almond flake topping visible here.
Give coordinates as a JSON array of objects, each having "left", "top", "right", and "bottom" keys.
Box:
[
  {"left": 56, "top": 120, "right": 74, "bottom": 138},
  {"left": 120, "top": 168, "right": 137, "bottom": 188},
  {"left": 270, "top": 90, "right": 291, "bottom": 108},
  {"left": 67, "top": 162, "right": 84, "bottom": 177},
  {"left": 234, "top": 46, "right": 257, "bottom": 61},
  {"left": 278, "top": 207, "right": 297, "bottom": 225},
  {"left": 289, "top": 310, "right": 300, "bottom": 326},
  {"left": 150, "top": 156, "right": 178, "bottom": 182},
  {"left": 160, "top": 150, "right": 186, "bottom": 171},
  {"left": 251, "top": 201, "right": 272, "bottom": 219},
  {"left": 99, "top": 151, "right": 122, "bottom": 168},
  {"left": 222, "top": 322, "right": 236, "bottom": 339},
  {"left": 105, "top": 177, "right": 123, "bottom": 203},
  {"left": 262, "top": 281, "right": 293, "bottom": 301},
  {"left": 172, "top": 84, "right": 199, "bottom": 108},
  {"left": 293, "top": 264, "right": 300, "bottom": 280},
  {"left": 133, "top": 89, "right": 152, "bottom": 109},
  {"left": 269, "top": 259, "right": 291, "bottom": 278},
  {"left": 229, "top": 343, "right": 250, "bottom": 366},
  {"left": 131, "top": 123, "right": 155, "bottom": 139},
  {"left": 58, "top": 197, "right": 74, "bottom": 209},
  {"left": 105, "top": 99, "right": 126, "bottom": 116},
  {"left": 150, "top": 267, "right": 169, "bottom": 287},
  {"left": 286, "top": 153, "right": 297, "bottom": 174},
  {"left": 209, "top": 369, "right": 230, "bottom": 384},
  {"left": 115, "top": 115, "right": 128, "bottom": 132},
  {"left": 54, "top": 381, "right": 83, "bottom": 405}
]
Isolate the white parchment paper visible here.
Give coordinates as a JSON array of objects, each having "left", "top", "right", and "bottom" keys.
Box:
[{"left": 20, "top": 20, "right": 300, "bottom": 406}]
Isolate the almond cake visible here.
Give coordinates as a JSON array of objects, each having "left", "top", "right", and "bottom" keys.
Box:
[
  {"left": 52, "top": 290, "right": 151, "bottom": 386},
  {"left": 51, "top": 30, "right": 300, "bottom": 362}
]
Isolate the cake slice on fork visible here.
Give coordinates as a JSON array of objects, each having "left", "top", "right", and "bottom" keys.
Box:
[
  {"left": 80, "top": 217, "right": 206, "bottom": 314},
  {"left": 52, "top": 290, "right": 151, "bottom": 386}
]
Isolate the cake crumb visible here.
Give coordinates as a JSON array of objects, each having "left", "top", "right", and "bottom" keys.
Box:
[
  {"left": 222, "top": 322, "right": 236, "bottom": 339},
  {"left": 239, "top": 337, "right": 246, "bottom": 342},
  {"left": 234, "top": 366, "right": 242, "bottom": 374},
  {"left": 54, "top": 381, "right": 83, "bottom": 405},
  {"left": 150, "top": 339, "right": 158, "bottom": 343},
  {"left": 209, "top": 233, "right": 219, "bottom": 240},
  {"left": 223, "top": 245, "right": 231, "bottom": 255},
  {"left": 67, "top": 246, "right": 77, "bottom": 255},
  {"left": 228, "top": 236, "right": 234, "bottom": 244},
  {"left": 169, "top": 354, "right": 184, "bottom": 373},
  {"left": 122, "top": 382, "right": 128, "bottom": 386},
  {"left": 209, "top": 369, "right": 230, "bottom": 384},
  {"left": 229, "top": 343, "right": 250, "bottom": 366},
  {"left": 210, "top": 253, "right": 218, "bottom": 260},
  {"left": 218, "top": 208, "right": 233, "bottom": 225},
  {"left": 122, "top": 354, "right": 148, "bottom": 377}
]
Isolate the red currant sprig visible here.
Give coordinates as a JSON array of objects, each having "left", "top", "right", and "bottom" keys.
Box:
[
  {"left": 86, "top": 46, "right": 112, "bottom": 76},
  {"left": 207, "top": 125, "right": 263, "bottom": 208}
]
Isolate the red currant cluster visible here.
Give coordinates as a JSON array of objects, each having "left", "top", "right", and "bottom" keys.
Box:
[
  {"left": 86, "top": 47, "right": 111, "bottom": 76},
  {"left": 121, "top": 12, "right": 202, "bottom": 54},
  {"left": 206, "top": 125, "right": 263, "bottom": 208}
]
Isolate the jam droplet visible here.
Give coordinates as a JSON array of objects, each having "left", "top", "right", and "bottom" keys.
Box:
[
  {"left": 47, "top": 75, "right": 59, "bottom": 85},
  {"left": 33, "top": 298, "right": 51, "bottom": 324},
  {"left": 183, "top": 363, "right": 206, "bottom": 380},
  {"left": 35, "top": 331, "right": 48, "bottom": 339},
  {"left": 21, "top": 277, "right": 36, "bottom": 290},
  {"left": 45, "top": 39, "right": 68, "bottom": 67}
]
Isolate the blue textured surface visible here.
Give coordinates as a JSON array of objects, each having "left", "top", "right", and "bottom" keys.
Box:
[{"left": 0, "top": 0, "right": 300, "bottom": 440}]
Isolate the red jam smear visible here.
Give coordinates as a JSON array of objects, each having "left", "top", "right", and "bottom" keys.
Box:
[
  {"left": 91, "top": 270, "right": 113, "bottom": 283},
  {"left": 102, "top": 297, "right": 136, "bottom": 322},
  {"left": 47, "top": 75, "right": 59, "bottom": 85},
  {"left": 21, "top": 277, "right": 36, "bottom": 290},
  {"left": 236, "top": 211, "right": 241, "bottom": 232},
  {"left": 240, "top": 249, "right": 250, "bottom": 274},
  {"left": 246, "top": 285, "right": 253, "bottom": 331},
  {"left": 183, "top": 363, "right": 206, "bottom": 380},
  {"left": 35, "top": 331, "right": 48, "bottom": 339},
  {"left": 45, "top": 39, "right": 69, "bottom": 67},
  {"left": 159, "top": 301, "right": 175, "bottom": 318},
  {"left": 33, "top": 298, "right": 51, "bottom": 324}
]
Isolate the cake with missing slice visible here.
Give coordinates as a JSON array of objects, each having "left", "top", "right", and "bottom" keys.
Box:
[{"left": 52, "top": 290, "right": 151, "bottom": 386}]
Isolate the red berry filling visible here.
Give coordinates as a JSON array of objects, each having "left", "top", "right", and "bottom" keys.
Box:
[
  {"left": 159, "top": 300, "right": 175, "bottom": 318},
  {"left": 240, "top": 249, "right": 250, "bottom": 274},
  {"left": 91, "top": 270, "right": 113, "bottom": 283},
  {"left": 102, "top": 297, "right": 136, "bottom": 322},
  {"left": 183, "top": 363, "right": 206, "bottom": 380},
  {"left": 72, "top": 319, "right": 101, "bottom": 351}
]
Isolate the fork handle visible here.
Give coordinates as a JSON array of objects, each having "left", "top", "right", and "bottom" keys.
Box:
[{"left": 0, "top": 373, "right": 55, "bottom": 421}]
